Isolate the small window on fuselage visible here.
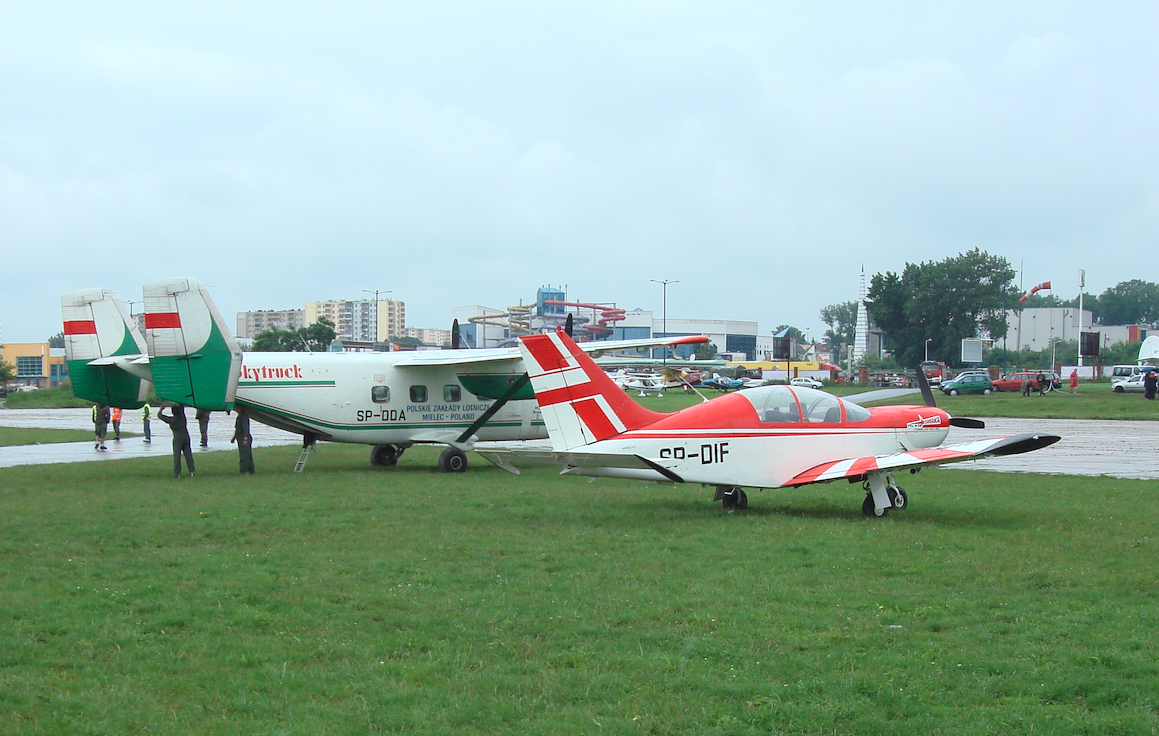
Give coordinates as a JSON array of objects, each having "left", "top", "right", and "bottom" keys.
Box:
[
  {"left": 410, "top": 385, "right": 428, "bottom": 403},
  {"left": 371, "top": 386, "right": 390, "bottom": 404},
  {"left": 444, "top": 385, "right": 461, "bottom": 402}
]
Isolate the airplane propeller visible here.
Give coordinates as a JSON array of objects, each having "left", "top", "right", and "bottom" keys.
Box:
[
  {"left": 914, "top": 364, "right": 986, "bottom": 429},
  {"left": 565, "top": 313, "right": 573, "bottom": 337},
  {"left": 451, "top": 319, "right": 461, "bottom": 349}
]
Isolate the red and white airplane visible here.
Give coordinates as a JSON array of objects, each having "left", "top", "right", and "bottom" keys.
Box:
[{"left": 478, "top": 329, "right": 1061, "bottom": 516}]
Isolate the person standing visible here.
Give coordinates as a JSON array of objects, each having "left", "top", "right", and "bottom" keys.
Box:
[
  {"left": 1144, "top": 371, "right": 1157, "bottom": 401},
  {"left": 1069, "top": 369, "right": 1079, "bottom": 394},
  {"left": 111, "top": 406, "right": 123, "bottom": 440},
  {"left": 141, "top": 402, "right": 152, "bottom": 443},
  {"left": 92, "top": 403, "right": 110, "bottom": 450},
  {"left": 196, "top": 409, "right": 211, "bottom": 447},
  {"left": 158, "top": 405, "right": 195, "bottom": 478},
  {"left": 231, "top": 406, "right": 255, "bottom": 474},
  {"left": 1036, "top": 372, "right": 1047, "bottom": 396}
]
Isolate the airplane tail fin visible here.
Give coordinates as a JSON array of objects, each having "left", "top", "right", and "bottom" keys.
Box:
[
  {"left": 517, "top": 330, "right": 665, "bottom": 451},
  {"left": 61, "top": 288, "right": 151, "bottom": 407},
  {"left": 142, "top": 277, "right": 242, "bottom": 410}
]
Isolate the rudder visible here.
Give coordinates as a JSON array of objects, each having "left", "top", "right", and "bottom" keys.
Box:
[
  {"left": 61, "top": 288, "right": 151, "bottom": 408},
  {"left": 517, "top": 330, "right": 664, "bottom": 451},
  {"left": 143, "top": 277, "right": 242, "bottom": 410}
]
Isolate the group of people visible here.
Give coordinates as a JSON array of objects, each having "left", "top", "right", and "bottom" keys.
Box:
[{"left": 92, "top": 401, "right": 255, "bottom": 477}]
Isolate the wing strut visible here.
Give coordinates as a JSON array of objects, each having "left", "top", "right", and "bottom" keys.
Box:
[{"left": 454, "top": 373, "right": 531, "bottom": 444}]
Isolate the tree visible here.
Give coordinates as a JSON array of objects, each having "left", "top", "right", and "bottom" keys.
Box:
[
  {"left": 250, "top": 318, "right": 336, "bottom": 352},
  {"left": 819, "top": 300, "right": 857, "bottom": 365},
  {"left": 47, "top": 331, "right": 65, "bottom": 348},
  {"left": 1096, "top": 280, "right": 1159, "bottom": 326},
  {"left": 0, "top": 353, "right": 13, "bottom": 384},
  {"left": 694, "top": 341, "right": 718, "bottom": 361},
  {"left": 866, "top": 249, "right": 1020, "bottom": 368}
]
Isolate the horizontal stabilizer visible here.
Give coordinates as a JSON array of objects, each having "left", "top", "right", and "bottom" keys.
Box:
[
  {"left": 785, "top": 433, "right": 1061, "bottom": 487},
  {"left": 476, "top": 447, "right": 682, "bottom": 482}
]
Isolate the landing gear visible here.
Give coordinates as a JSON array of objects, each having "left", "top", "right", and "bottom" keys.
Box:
[
  {"left": 714, "top": 485, "right": 748, "bottom": 510},
  {"left": 438, "top": 447, "right": 468, "bottom": 473},
  {"left": 862, "top": 473, "right": 908, "bottom": 518},
  {"left": 370, "top": 444, "right": 403, "bottom": 467}
]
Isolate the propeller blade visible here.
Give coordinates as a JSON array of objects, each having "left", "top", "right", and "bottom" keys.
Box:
[
  {"left": 913, "top": 363, "right": 937, "bottom": 407},
  {"left": 451, "top": 319, "right": 460, "bottom": 349},
  {"left": 950, "top": 417, "right": 986, "bottom": 429},
  {"left": 565, "top": 313, "right": 574, "bottom": 337}
]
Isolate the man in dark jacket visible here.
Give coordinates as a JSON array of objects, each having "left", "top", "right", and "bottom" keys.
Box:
[
  {"left": 92, "top": 403, "right": 110, "bottom": 450},
  {"left": 230, "top": 406, "right": 255, "bottom": 474},
  {"left": 158, "top": 405, "right": 195, "bottom": 478},
  {"left": 196, "top": 409, "right": 211, "bottom": 447}
]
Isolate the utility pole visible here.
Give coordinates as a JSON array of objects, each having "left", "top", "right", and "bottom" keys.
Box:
[
  {"left": 650, "top": 279, "right": 678, "bottom": 364},
  {"left": 362, "top": 289, "right": 391, "bottom": 346}
]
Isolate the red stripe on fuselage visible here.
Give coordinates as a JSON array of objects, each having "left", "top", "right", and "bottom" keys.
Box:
[
  {"left": 145, "top": 312, "right": 181, "bottom": 329},
  {"left": 63, "top": 320, "right": 97, "bottom": 335}
]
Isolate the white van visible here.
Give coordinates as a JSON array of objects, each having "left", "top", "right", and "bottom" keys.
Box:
[{"left": 1111, "top": 364, "right": 1155, "bottom": 379}]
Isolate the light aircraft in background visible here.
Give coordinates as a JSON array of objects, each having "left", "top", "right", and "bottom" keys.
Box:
[
  {"left": 478, "top": 330, "right": 1061, "bottom": 516},
  {"left": 62, "top": 278, "right": 707, "bottom": 473}
]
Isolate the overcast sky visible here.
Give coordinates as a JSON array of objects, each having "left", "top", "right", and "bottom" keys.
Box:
[{"left": 3, "top": 2, "right": 1158, "bottom": 344}]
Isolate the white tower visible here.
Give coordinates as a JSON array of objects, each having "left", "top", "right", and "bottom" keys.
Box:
[{"left": 852, "top": 267, "right": 869, "bottom": 364}]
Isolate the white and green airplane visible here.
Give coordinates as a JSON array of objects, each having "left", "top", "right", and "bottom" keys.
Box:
[{"left": 62, "top": 277, "right": 707, "bottom": 472}]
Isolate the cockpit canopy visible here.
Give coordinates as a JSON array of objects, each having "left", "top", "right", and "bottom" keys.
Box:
[{"left": 737, "top": 385, "right": 871, "bottom": 424}]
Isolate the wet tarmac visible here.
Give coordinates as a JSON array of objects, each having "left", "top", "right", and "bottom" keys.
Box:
[
  {"left": 0, "top": 407, "right": 1156, "bottom": 480},
  {"left": 0, "top": 407, "right": 301, "bottom": 469}
]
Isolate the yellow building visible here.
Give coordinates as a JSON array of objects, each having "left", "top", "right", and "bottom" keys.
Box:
[{"left": 1, "top": 342, "right": 68, "bottom": 389}]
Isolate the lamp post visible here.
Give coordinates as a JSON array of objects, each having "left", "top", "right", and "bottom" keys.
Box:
[
  {"left": 362, "top": 289, "right": 391, "bottom": 346},
  {"left": 924, "top": 338, "right": 931, "bottom": 362},
  {"left": 650, "top": 279, "right": 678, "bottom": 363}
]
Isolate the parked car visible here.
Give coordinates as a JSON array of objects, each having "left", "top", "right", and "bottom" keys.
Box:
[
  {"left": 790, "top": 376, "right": 824, "bottom": 389},
  {"left": 1112, "top": 374, "right": 1147, "bottom": 393},
  {"left": 940, "top": 372, "right": 993, "bottom": 395},
  {"left": 993, "top": 371, "right": 1061, "bottom": 393}
]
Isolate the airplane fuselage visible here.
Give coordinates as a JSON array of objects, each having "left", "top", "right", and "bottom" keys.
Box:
[{"left": 233, "top": 352, "right": 545, "bottom": 447}]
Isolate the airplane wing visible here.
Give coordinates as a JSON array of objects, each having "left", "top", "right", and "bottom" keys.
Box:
[
  {"left": 390, "top": 334, "right": 709, "bottom": 367},
  {"left": 784, "top": 433, "right": 1061, "bottom": 487}
]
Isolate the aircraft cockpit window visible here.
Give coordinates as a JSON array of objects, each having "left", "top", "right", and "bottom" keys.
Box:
[
  {"left": 410, "top": 385, "right": 428, "bottom": 403},
  {"left": 444, "top": 385, "right": 461, "bottom": 402},
  {"left": 371, "top": 386, "right": 390, "bottom": 404},
  {"left": 799, "top": 390, "right": 842, "bottom": 423},
  {"left": 842, "top": 399, "right": 871, "bottom": 422},
  {"left": 740, "top": 386, "right": 801, "bottom": 423}
]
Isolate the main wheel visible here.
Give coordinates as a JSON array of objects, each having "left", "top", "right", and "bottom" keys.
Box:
[
  {"left": 862, "top": 495, "right": 889, "bottom": 518},
  {"left": 720, "top": 487, "right": 748, "bottom": 510},
  {"left": 438, "top": 447, "right": 468, "bottom": 473},
  {"left": 887, "top": 486, "right": 908, "bottom": 509},
  {"left": 370, "top": 444, "right": 400, "bottom": 467}
]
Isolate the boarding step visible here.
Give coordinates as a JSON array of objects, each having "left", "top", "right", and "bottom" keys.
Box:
[{"left": 293, "top": 444, "right": 315, "bottom": 473}]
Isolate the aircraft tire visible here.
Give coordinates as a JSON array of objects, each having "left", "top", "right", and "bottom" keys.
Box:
[
  {"left": 720, "top": 487, "right": 747, "bottom": 510},
  {"left": 370, "top": 444, "right": 399, "bottom": 467},
  {"left": 862, "top": 495, "right": 889, "bottom": 518},
  {"left": 888, "top": 486, "right": 908, "bottom": 509},
  {"left": 438, "top": 447, "right": 468, "bottom": 473}
]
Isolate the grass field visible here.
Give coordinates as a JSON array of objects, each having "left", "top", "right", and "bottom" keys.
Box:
[
  {"left": 0, "top": 428, "right": 96, "bottom": 447},
  {"left": 2, "top": 443, "right": 1157, "bottom": 734}
]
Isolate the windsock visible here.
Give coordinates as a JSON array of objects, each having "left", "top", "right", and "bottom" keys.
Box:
[{"left": 1019, "top": 281, "right": 1051, "bottom": 303}]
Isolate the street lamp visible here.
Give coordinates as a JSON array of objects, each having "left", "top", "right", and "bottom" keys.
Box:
[
  {"left": 362, "top": 289, "right": 391, "bottom": 346},
  {"left": 650, "top": 279, "right": 678, "bottom": 363},
  {"left": 924, "top": 338, "right": 931, "bottom": 362}
]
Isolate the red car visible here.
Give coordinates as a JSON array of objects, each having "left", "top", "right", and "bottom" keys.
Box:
[{"left": 992, "top": 371, "right": 1060, "bottom": 392}]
